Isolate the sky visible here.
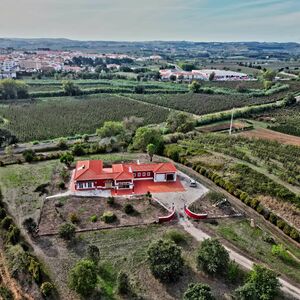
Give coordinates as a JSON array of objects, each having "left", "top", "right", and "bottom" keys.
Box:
[{"left": 0, "top": 0, "right": 299, "bottom": 42}]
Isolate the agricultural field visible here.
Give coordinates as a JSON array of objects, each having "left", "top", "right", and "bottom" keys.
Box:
[
  {"left": 166, "top": 134, "right": 300, "bottom": 229},
  {"left": 201, "top": 218, "right": 300, "bottom": 284},
  {"left": 130, "top": 92, "right": 287, "bottom": 116},
  {"left": 198, "top": 120, "right": 252, "bottom": 133},
  {"left": 0, "top": 94, "right": 169, "bottom": 142}
]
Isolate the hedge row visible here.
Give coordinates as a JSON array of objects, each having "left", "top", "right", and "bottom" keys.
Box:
[{"left": 164, "top": 151, "right": 300, "bottom": 244}]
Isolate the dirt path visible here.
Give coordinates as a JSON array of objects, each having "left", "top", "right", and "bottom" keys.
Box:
[
  {"left": 179, "top": 217, "right": 300, "bottom": 300},
  {"left": 0, "top": 250, "right": 34, "bottom": 300}
]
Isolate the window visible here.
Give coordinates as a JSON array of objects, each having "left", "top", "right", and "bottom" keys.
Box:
[
  {"left": 137, "top": 172, "right": 141, "bottom": 177},
  {"left": 147, "top": 172, "right": 151, "bottom": 177},
  {"left": 133, "top": 173, "right": 136, "bottom": 177},
  {"left": 78, "top": 182, "right": 84, "bottom": 189},
  {"left": 142, "top": 172, "right": 146, "bottom": 177},
  {"left": 87, "top": 182, "right": 93, "bottom": 188}
]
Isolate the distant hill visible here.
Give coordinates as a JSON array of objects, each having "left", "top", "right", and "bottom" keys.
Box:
[{"left": 0, "top": 38, "right": 300, "bottom": 58}]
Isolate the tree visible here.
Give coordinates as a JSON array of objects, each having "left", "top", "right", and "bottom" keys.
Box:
[
  {"left": 40, "top": 282, "right": 54, "bottom": 297},
  {"left": 134, "top": 85, "right": 145, "bottom": 94},
  {"left": 0, "top": 129, "right": 17, "bottom": 148},
  {"left": 284, "top": 93, "right": 296, "bottom": 106},
  {"left": 147, "top": 239, "right": 184, "bottom": 282},
  {"left": 86, "top": 245, "right": 100, "bottom": 263},
  {"left": 166, "top": 111, "right": 195, "bottom": 133},
  {"left": 263, "top": 80, "right": 273, "bottom": 90},
  {"left": 0, "top": 79, "right": 29, "bottom": 100},
  {"left": 58, "top": 223, "right": 76, "bottom": 240},
  {"left": 62, "top": 80, "right": 81, "bottom": 96},
  {"left": 68, "top": 259, "right": 98, "bottom": 296},
  {"left": 72, "top": 144, "right": 85, "bottom": 156},
  {"left": 189, "top": 81, "right": 201, "bottom": 93},
  {"left": 60, "top": 152, "right": 74, "bottom": 167},
  {"left": 179, "top": 63, "right": 196, "bottom": 71},
  {"left": 196, "top": 238, "right": 229, "bottom": 275},
  {"left": 123, "top": 116, "right": 144, "bottom": 133},
  {"left": 132, "top": 127, "right": 164, "bottom": 153},
  {"left": 147, "top": 143, "right": 155, "bottom": 162},
  {"left": 263, "top": 70, "right": 277, "bottom": 82},
  {"left": 183, "top": 283, "right": 215, "bottom": 300},
  {"left": 97, "top": 121, "right": 125, "bottom": 138},
  {"left": 22, "top": 149, "right": 36, "bottom": 163},
  {"left": 209, "top": 72, "right": 215, "bottom": 81},
  {"left": 4, "top": 145, "right": 14, "bottom": 158},
  {"left": 235, "top": 265, "right": 280, "bottom": 300},
  {"left": 117, "top": 272, "right": 131, "bottom": 295}
]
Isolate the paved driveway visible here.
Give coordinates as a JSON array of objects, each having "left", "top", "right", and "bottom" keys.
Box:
[{"left": 153, "top": 171, "right": 209, "bottom": 211}]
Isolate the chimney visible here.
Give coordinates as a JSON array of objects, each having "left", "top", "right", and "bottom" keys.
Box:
[{"left": 137, "top": 159, "right": 140, "bottom": 165}]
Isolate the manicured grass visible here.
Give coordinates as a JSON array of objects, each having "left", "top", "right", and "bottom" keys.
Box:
[{"left": 206, "top": 219, "right": 300, "bottom": 283}]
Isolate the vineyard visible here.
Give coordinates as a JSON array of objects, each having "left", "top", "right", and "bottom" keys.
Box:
[
  {"left": 130, "top": 93, "right": 280, "bottom": 116},
  {"left": 0, "top": 94, "right": 169, "bottom": 141}
]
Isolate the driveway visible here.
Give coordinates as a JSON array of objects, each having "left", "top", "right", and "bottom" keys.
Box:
[{"left": 152, "top": 171, "right": 209, "bottom": 211}]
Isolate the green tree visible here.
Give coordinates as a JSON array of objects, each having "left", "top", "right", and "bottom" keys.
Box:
[
  {"left": 235, "top": 265, "right": 280, "bottom": 300},
  {"left": 0, "top": 129, "right": 17, "bottom": 148},
  {"left": 132, "top": 127, "right": 164, "bottom": 153},
  {"left": 134, "top": 85, "right": 145, "bottom": 94},
  {"left": 166, "top": 111, "right": 195, "bottom": 133},
  {"left": 40, "top": 282, "right": 54, "bottom": 297},
  {"left": 147, "top": 239, "right": 184, "bottom": 282},
  {"left": 263, "top": 80, "right": 273, "bottom": 90},
  {"left": 209, "top": 72, "right": 215, "bottom": 81},
  {"left": 60, "top": 152, "right": 74, "bottom": 167},
  {"left": 183, "top": 283, "right": 215, "bottom": 300},
  {"left": 123, "top": 116, "right": 144, "bottom": 133},
  {"left": 196, "top": 238, "right": 229, "bottom": 275},
  {"left": 62, "top": 80, "right": 81, "bottom": 96},
  {"left": 284, "top": 93, "right": 296, "bottom": 106},
  {"left": 22, "top": 149, "right": 36, "bottom": 163},
  {"left": 189, "top": 81, "right": 201, "bottom": 93},
  {"left": 117, "top": 272, "right": 131, "bottom": 295},
  {"left": 58, "top": 223, "right": 76, "bottom": 240},
  {"left": 262, "top": 70, "right": 277, "bottom": 82},
  {"left": 0, "top": 79, "right": 29, "bottom": 100},
  {"left": 147, "top": 143, "right": 155, "bottom": 162},
  {"left": 97, "top": 121, "right": 125, "bottom": 138},
  {"left": 68, "top": 259, "right": 98, "bottom": 296}
]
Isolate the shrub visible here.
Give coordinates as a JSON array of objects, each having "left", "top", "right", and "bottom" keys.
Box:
[
  {"left": 117, "top": 272, "right": 131, "bottom": 295},
  {"left": 69, "top": 213, "right": 79, "bottom": 224},
  {"left": 72, "top": 144, "right": 86, "bottom": 156},
  {"left": 262, "top": 233, "right": 276, "bottom": 245},
  {"left": 147, "top": 239, "right": 183, "bottom": 282},
  {"left": 23, "top": 218, "right": 37, "bottom": 234},
  {"left": 276, "top": 219, "right": 286, "bottom": 230},
  {"left": 1, "top": 216, "right": 13, "bottom": 230},
  {"left": 28, "top": 257, "right": 42, "bottom": 284},
  {"left": 290, "top": 228, "right": 300, "bottom": 241},
  {"left": 22, "top": 149, "right": 36, "bottom": 162},
  {"left": 124, "top": 204, "right": 135, "bottom": 214},
  {"left": 101, "top": 211, "right": 117, "bottom": 223},
  {"left": 40, "top": 282, "right": 54, "bottom": 297},
  {"left": 250, "top": 198, "right": 260, "bottom": 209},
  {"left": 58, "top": 181, "right": 65, "bottom": 189},
  {"left": 107, "top": 196, "right": 115, "bottom": 206},
  {"left": 57, "top": 138, "right": 68, "bottom": 150},
  {"left": 86, "top": 245, "right": 100, "bottom": 263},
  {"left": 183, "top": 283, "right": 215, "bottom": 300},
  {"left": 0, "top": 285, "right": 13, "bottom": 300},
  {"left": 58, "top": 223, "right": 76, "bottom": 240},
  {"left": 227, "top": 261, "right": 245, "bottom": 284},
  {"left": 7, "top": 225, "right": 20, "bottom": 245},
  {"left": 269, "top": 213, "right": 277, "bottom": 225},
  {"left": 90, "top": 215, "right": 97, "bottom": 222},
  {"left": 164, "top": 229, "right": 186, "bottom": 244},
  {"left": 0, "top": 208, "right": 6, "bottom": 220},
  {"left": 197, "top": 238, "right": 229, "bottom": 276}
]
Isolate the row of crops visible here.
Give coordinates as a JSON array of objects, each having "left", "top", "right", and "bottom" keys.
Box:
[{"left": 0, "top": 94, "right": 169, "bottom": 142}]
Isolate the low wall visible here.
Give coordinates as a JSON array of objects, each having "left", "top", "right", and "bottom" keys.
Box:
[{"left": 184, "top": 205, "right": 208, "bottom": 220}]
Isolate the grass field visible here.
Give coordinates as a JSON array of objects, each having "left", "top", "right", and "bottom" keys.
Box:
[
  {"left": 0, "top": 94, "right": 169, "bottom": 141},
  {"left": 204, "top": 219, "right": 300, "bottom": 284}
]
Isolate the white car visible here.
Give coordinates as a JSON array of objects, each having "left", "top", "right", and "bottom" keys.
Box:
[{"left": 189, "top": 179, "right": 197, "bottom": 187}]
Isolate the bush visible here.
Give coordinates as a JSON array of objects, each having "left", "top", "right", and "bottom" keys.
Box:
[
  {"left": 147, "top": 239, "right": 184, "bottom": 282},
  {"left": 183, "top": 283, "right": 215, "bottom": 300},
  {"left": 58, "top": 223, "right": 76, "bottom": 240},
  {"left": 28, "top": 257, "right": 42, "bottom": 283},
  {"left": 1, "top": 216, "right": 13, "bottom": 230},
  {"left": 86, "top": 245, "right": 100, "bottom": 263},
  {"left": 72, "top": 144, "right": 86, "bottom": 156},
  {"left": 0, "top": 284, "right": 13, "bottom": 300},
  {"left": 276, "top": 218, "right": 286, "bottom": 230},
  {"left": 164, "top": 229, "right": 186, "bottom": 244},
  {"left": 124, "top": 204, "right": 134, "bottom": 214},
  {"left": 58, "top": 181, "right": 65, "bottom": 189},
  {"left": 117, "top": 272, "right": 131, "bottom": 295},
  {"left": 0, "top": 208, "right": 6, "bottom": 220},
  {"left": 101, "top": 211, "right": 117, "bottom": 223},
  {"left": 269, "top": 213, "right": 277, "bottom": 225},
  {"left": 227, "top": 261, "right": 245, "bottom": 284},
  {"left": 107, "top": 196, "right": 115, "bottom": 206},
  {"left": 290, "top": 228, "right": 300, "bottom": 241},
  {"left": 22, "top": 149, "right": 36, "bottom": 162},
  {"left": 69, "top": 213, "right": 79, "bottom": 224},
  {"left": 23, "top": 218, "right": 37, "bottom": 234},
  {"left": 90, "top": 215, "right": 97, "bottom": 222},
  {"left": 40, "top": 282, "right": 54, "bottom": 297},
  {"left": 7, "top": 225, "right": 20, "bottom": 245},
  {"left": 197, "top": 238, "right": 229, "bottom": 276}
]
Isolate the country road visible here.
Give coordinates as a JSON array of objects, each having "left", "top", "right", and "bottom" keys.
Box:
[{"left": 180, "top": 217, "right": 300, "bottom": 299}]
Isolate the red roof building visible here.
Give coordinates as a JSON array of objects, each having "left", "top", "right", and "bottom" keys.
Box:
[{"left": 73, "top": 160, "right": 178, "bottom": 191}]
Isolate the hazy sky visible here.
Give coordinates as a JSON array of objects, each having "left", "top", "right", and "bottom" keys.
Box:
[{"left": 1, "top": 0, "right": 299, "bottom": 42}]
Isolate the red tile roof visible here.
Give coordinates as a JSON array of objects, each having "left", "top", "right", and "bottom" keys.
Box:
[{"left": 74, "top": 160, "right": 177, "bottom": 182}]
